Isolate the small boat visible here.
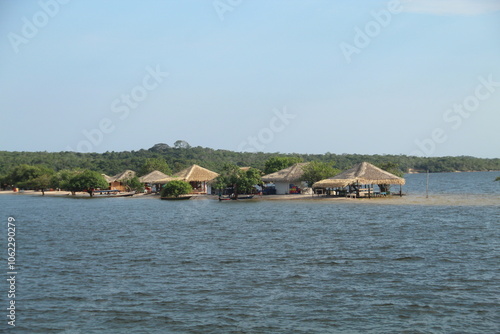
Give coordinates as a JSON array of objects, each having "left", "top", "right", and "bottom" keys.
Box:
[
  {"left": 117, "top": 192, "right": 135, "bottom": 197},
  {"left": 161, "top": 196, "right": 193, "bottom": 200},
  {"left": 236, "top": 195, "right": 254, "bottom": 200},
  {"left": 93, "top": 190, "right": 135, "bottom": 197},
  {"left": 219, "top": 195, "right": 254, "bottom": 201}
]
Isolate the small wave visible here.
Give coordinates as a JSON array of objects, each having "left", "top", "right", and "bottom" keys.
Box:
[
  {"left": 394, "top": 256, "right": 425, "bottom": 261},
  {"left": 219, "top": 259, "right": 242, "bottom": 264},
  {"left": 281, "top": 273, "right": 310, "bottom": 280},
  {"left": 302, "top": 260, "right": 341, "bottom": 266},
  {"left": 439, "top": 258, "right": 460, "bottom": 263}
]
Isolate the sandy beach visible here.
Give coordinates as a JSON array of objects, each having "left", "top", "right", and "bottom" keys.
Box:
[
  {"left": 2, "top": 190, "right": 498, "bottom": 206},
  {"left": 0, "top": 190, "right": 148, "bottom": 198}
]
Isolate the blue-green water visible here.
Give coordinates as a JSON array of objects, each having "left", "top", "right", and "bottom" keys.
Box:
[{"left": 1, "top": 172, "right": 499, "bottom": 333}]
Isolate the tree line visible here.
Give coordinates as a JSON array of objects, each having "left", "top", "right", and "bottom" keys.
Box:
[
  {"left": 1, "top": 143, "right": 498, "bottom": 177},
  {"left": 1, "top": 142, "right": 499, "bottom": 191}
]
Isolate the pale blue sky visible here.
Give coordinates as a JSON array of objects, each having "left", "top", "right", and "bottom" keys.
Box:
[{"left": 1, "top": 0, "right": 499, "bottom": 157}]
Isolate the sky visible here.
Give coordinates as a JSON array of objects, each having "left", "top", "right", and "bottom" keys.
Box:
[{"left": 0, "top": 0, "right": 499, "bottom": 158}]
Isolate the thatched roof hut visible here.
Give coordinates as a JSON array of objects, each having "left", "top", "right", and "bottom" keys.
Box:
[
  {"left": 172, "top": 164, "right": 219, "bottom": 194},
  {"left": 313, "top": 162, "right": 405, "bottom": 188},
  {"left": 103, "top": 170, "right": 136, "bottom": 192},
  {"left": 261, "top": 162, "right": 310, "bottom": 183},
  {"left": 173, "top": 164, "right": 219, "bottom": 182},
  {"left": 138, "top": 170, "right": 173, "bottom": 184},
  {"left": 112, "top": 170, "right": 136, "bottom": 182},
  {"left": 101, "top": 174, "right": 115, "bottom": 183}
]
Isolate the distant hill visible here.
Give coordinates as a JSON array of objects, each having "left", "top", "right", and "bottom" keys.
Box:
[{"left": 0, "top": 143, "right": 498, "bottom": 176}]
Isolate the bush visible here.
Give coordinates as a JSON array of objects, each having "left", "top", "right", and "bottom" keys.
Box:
[
  {"left": 161, "top": 180, "right": 192, "bottom": 198},
  {"left": 124, "top": 176, "right": 144, "bottom": 193}
]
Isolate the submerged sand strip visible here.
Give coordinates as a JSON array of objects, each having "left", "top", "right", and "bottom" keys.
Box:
[{"left": 1, "top": 191, "right": 498, "bottom": 206}]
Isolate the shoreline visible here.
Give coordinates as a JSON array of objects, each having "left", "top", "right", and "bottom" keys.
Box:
[
  {"left": 0, "top": 190, "right": 149, "bottom": 198},
  {"left": 2, "top": 190, "right": 498, "bottom": 206},
  {"left": 406, "top": 169, "right": 500, "bottom": 174}
]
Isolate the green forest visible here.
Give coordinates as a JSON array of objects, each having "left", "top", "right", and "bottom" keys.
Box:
[{"left": 0, "top": 142, "right": 499, "bottom": 178}]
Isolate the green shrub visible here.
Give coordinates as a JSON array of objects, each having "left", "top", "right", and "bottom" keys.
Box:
[{"left": 161, "top": 180, "right": 192, "bottom": 198}]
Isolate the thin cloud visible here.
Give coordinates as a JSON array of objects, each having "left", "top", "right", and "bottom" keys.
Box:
[{"left": 401, "top": 0, "right": 500, "bottom": 15}]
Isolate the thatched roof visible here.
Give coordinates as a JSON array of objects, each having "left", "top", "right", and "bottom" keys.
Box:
[
  {"left": 312, "top": 178, "right": 350, "bottom": 189},
  {"left": 173, "top": 164, "right": 219, "bottom": 182},
  {"left": 138, "top": 170, "right": 174, "bottom": 184},
  {"left": 261, "top": 162, "right": 310, "bottom": 183},
  {"left": 112, "top": 170, "right": 136, "bottom": 182},
  {"left": 101, "top": 174, "right": 115, "bottom": 183},
  {"left": 313, "top": 162, "right": 405, "bottom": 188}
]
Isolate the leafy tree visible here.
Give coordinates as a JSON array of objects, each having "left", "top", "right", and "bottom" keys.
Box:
[
  {"left": 239, "top": 168, "right": 262, "bottom": 194},
  {"left": 50, "top": 169, "right": 81, "bottom": 191},
  {"left": 123, "top": 176, "right": 144, "bottom": 193},
  {"left": 264, "top": 156, "right": 303, "bottom": 174},
  {"left": 214, "top": 164, "right": 262, "bottom": 198},
  {"left": 23, "top": 173, "right": 54, "bottom": 195},
  {"left": 68, "top": 170, "right": 109, "bottom": 197},
  {"left": 4, "top": 164, "right": 48, "bottom": 187},
  {"left": 174, "top": 140, "right": 191, "bottom": 149},
  {"left": 214, "top": 164, "right": 240, "bottom": 194},
  {"left": 0, "top": 174, "right": 6, "bottom": 190},
  {"left": 301, "top": 161, "right": 340, "bottom": 187},
  {"left": 4, "top": 164, "right": 55, "bottom": 194},
  {"left": 161, "top": 180, "right": 192, "bottom": 198},
  {"left": 149, "top": 143, "right": 170, "bottom": 152},
  {"left": 139, "top": 158, "right": 172, "bottom": 176}
]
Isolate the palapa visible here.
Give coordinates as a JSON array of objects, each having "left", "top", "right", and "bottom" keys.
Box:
[
  {"left": 101, "top": 174, "right": 115, "bottom": 183},
  {"left": 138, "top": 170, "right": 174, "bottom": 184},
  {"left": 313, "top": 162, "right": 405, "bottom": 188},
  {"left": 312, "top": 178, "right": 350, "bottom": 189},
  {"left": 112, "top": 170, "right": 136, "bottom": 182},
  {"left": 261, "top": 162, "right": 310, "bottom": 183},
  {"left": 173, "top": 164, "right": 219, "bottom": 182}
]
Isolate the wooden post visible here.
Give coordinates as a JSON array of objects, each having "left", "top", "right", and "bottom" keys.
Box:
[{"left": 426, "top": 170, "right": 429, "bottom": 198}]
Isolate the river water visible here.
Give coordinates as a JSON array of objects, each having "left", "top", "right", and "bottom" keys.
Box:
[{"left": 1, "top": 172, "right": 499, "bottom": 333}]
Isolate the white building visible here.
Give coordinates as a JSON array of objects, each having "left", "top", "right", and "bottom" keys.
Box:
[{"left": 261, "top": 163, "right": 310, "bottom": 195}]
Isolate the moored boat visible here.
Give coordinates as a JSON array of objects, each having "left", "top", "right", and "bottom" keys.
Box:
[
  {"left": 219, "top": 195, "right": 254, "bottom": 201},
  {"left": 161, "top": 196, "right": 193, "bottom": 200},
  {"left": 93, "top": 190, "right": 135, "bottom": 197}
]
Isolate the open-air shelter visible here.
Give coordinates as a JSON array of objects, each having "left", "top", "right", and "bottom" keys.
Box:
[
  {"left": 106, "top": 170, "right": 136, "bottom": 192},
  {"left": 139, "top": 170, "right": 174, "bottom": 193},
  {"left": 313, "top": 162, "right": 405, "bottom": 198},
  {"left": 173, "top": 164, "right": 219, "bottom": 194}
]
